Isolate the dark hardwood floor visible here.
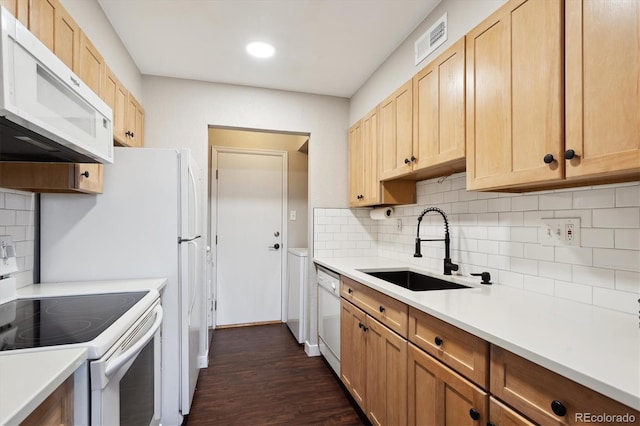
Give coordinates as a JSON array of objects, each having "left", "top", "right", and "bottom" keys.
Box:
[{"left": 185, "top": 323, "right": 367, "bottom": 426}]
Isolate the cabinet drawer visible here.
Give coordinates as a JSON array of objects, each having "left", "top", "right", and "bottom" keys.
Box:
[
  {"left": 0, "top": 162, "right": 103, "bottom": 194},
  {"left": 341, "top": 276, "right": 408, "bottom": 337},
  {"left": 489, "top": 396, "right": 535, "bottom": 426},
  {"left": 409, "top": 307, "right": 488, "bottom": 388},
  {"left": 490, "top": 346, "right": 640, "bottom": 426}
]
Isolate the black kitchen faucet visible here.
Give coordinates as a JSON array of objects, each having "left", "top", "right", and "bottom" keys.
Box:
[{"left": 414, "top": 207, "right": 459, "bottom": 275}]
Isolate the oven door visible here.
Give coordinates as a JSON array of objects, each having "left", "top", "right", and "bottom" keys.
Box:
[{"left": 90, "top": 302, "right": 163, "bottom": 426}]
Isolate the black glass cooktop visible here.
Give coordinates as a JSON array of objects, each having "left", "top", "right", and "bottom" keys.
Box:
[{"left": 0, "top": 292, "right": 147, "bottom": 351}]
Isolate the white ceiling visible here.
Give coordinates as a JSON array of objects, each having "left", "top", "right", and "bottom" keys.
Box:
[{"left": 97, "top": 0, "right": 440, "bottom": 98}]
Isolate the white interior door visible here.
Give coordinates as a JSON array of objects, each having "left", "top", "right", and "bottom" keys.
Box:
[{"left": 215, "top": 150, "right": 285, "bottom": 326}]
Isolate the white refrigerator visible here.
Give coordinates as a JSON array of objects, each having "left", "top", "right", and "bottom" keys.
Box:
[{"left": 40, "top": 147, "right": 207, "bottom": 426}]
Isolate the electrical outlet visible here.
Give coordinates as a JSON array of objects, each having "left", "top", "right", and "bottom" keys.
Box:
[
  {"left": 396, "top": 219, "right": 402, "bottom": 231},
  {"left": 539, "top": 218, "right": 581, "bottom": 247}
]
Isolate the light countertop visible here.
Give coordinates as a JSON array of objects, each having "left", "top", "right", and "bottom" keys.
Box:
[
  {"left": 16, "top": 277, "right": 167, "bottom": 298},
  {"left": 314, "top": 256, "right": 640, "bottom": 411},
  {"left": 0, "top": 347, "right": 87, "bottom": 425}
]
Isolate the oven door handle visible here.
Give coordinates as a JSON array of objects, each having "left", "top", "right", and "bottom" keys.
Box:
[{"left": 105, "top": 306, "right": 163, "bottom": 378}]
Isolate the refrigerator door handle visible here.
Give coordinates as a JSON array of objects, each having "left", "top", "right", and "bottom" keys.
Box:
[{"left": 178, "top": 235, "right": 201, "bottom": 244}]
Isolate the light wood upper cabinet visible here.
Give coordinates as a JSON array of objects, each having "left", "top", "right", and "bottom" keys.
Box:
[
  {"left": 412, "top": 37, "right": 466, "bottom": 181},
  {"left": 564, "top": 0, "right": 640, "bottom": 182},
  {"left": 380, "top": 79, "right": 413, "bottom": 180},
  {"left": 466, "top": 0, "right": 564, "bottom": 191},
  {"left": 103, "top": 66, "right": 129, "bottom": 145},
  {"left": 127, "top": 93, "right": 145, "bottom": 147},
  {"left": 361, "top": 107, "right": 379, "bottom": 205},
  {"left": 348, "top": 120, "right": 364, "bottom": 206},
  {"left": 79, "top": 31, "right": 105, "bottom": 98},
  {"left": 29, "top": 0, "right": 55, "bottom": 51},
  {"left": 408, "top": 343, "right": 488, "bottom": 426},
  {"left": 1, "top": 0, "right": 29, "bottom": 27},
  {"left": 54, "top": 4, "right": 80, "bottom": 72}
]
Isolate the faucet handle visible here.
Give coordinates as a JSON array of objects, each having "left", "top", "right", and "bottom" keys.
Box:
[{"left": 471, "top": 272, "right": 492, "bottom": 285}]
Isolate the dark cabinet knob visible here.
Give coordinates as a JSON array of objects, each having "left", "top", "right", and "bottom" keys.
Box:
[
  {"left": 564, "top": 149, "right": 576, "bottom": 160},
  {"left": 434, "top": 336, "right": 443, "bottom": 346},
  {"left": 404, "top": 158, "right": 411, "bottom": 164},
  {"left": 363, "top": 326, "right": 369, "bottom": 332},
  {"left": 551, "top": 400, "right": 567, "bottom": 417},
  {"left": 379, "top": 305, "right": 385, "bottom": 313},
  {"left": 347, "top": 288, "right": 353, "bottom": 294},
  {"left": 125, "top": 131, "right": 132, "bottom": 137},
  {"left": 80, "top": 171, "right": 90, "bottom": 178},
  {"left": 543, "top": 154, "right": 555, "bottom": 164},
  {"left": 469, "top": 408, "right": 480, "bottom": 421},
  {"left": 358, "top": 322, "right": 363, "bottom": 329},
  {"left": 411, "top": 155, "right": 416, "bottom": 162}
]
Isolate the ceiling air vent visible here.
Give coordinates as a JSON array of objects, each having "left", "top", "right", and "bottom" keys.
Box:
[{"left": 415, "top": 13, "right": 448, "bottom": 65}]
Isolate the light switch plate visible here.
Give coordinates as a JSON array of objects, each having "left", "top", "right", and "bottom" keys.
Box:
[
  {"left": 539, "top": 218, "right": 581, "bottom": 247},
  {"left": 289, "top": 210, "right": 296, "bottom": 221}
]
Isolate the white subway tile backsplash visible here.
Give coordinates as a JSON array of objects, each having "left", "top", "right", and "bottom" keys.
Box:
[
  {"left": 614, "top": 229, "right": 640, "bottom": 250},
  {"left": 592, "top": 287, "right": 637, "bottom": 314},
  {"left": 615, "top": 185, "right": 640, "bottom": 207},
  {"left": 0, "top": 210, "right": 16, "bottom": 225},
  {"left": 555, "top": 246, "right": 593, "bottom": 266},
  {"left": 554, "top": 280, "right": 593, "bottom": 304},
  {"left": 581, "top": 228, "right": 614, "bottom": 248},
  {"left": 593, "top": 248, "right": 640, "bottom": 272},
  {"left": 615, "top": 270, "right": 640, "bottom": 293},
  {"left": 314, "top": 177, "right": 640, "bottom": 313},
  {"left": 5, "top": 193, "right": 27, "bottom": 210},
  {"left": 572, "top": 188, "right": 615, "bottom": 209},
  {"left": 592, "top": 207, "right": 640, "bottom": 229},
  {"left": 572, "top": 265, "right": 615, "bottom": 288},
  {"left": 539, "top": 193, "right": 572, "bottom": 210}
]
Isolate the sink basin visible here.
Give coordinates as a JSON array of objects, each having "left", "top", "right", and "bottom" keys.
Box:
[{"left": 363, "top": 270, "right": 470, "bottom": 291}]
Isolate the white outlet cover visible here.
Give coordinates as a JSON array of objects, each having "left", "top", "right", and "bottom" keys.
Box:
[{"left": 539, "top": 218, "right": 581, "bottom": 247}]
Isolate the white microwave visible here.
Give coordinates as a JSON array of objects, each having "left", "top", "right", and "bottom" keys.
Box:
[{"left": 0, "top": 6, "right": 113, "bottom": 163}]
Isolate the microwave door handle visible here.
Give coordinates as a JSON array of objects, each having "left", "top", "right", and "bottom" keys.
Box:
[{"left": 104, "top": 307, "right": 163, "bottom": 378}]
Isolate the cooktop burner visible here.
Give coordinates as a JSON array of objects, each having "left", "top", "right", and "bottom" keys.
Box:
[{"left": 0, "top": 292, "right": 147, "bottom": 351}]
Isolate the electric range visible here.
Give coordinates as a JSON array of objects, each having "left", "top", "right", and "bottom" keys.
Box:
[{"left": 0, "top": 289, "right": 160, "bottom": 359}]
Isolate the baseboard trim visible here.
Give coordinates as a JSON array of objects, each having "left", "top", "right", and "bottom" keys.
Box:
[
  {"left": 304, "top": 341, "right": 321, "bottom": 357},
  {"left": 216, "top": 320, "right": 281, "bottom": 329},
  {"left": 198, "top": 355, "right": 208, "bottom": 368}
]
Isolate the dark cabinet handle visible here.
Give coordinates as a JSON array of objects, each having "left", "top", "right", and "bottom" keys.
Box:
[
  {"left": 543, "top": 154, "right": 555, "bottom": 164},
  {"left": 404, "top": 158, "right": 411, "bottom": 164},
  {"left": 80, "top": 171, "right": 90, "bottom": 178},
  {"left": 564, "top": 149, "right": 576, "bottom": 160},
  {"left": 358, "top": 322, "right": 363, "bottom": 329},
  {"left": 469, "top": 408, "right": 480, "bottom": 421},
  {"left": 125, "top": 131, "right": 132, "bottom": 137},
  {"left": 411, "top": 155, "right": 416, "bottom": 162},
  {"left": 379, "top": 305, "right": 385, "bottom": 313},
  {"left": 434, "top": 336, "right": 443, "bottom": 346},
  {"left": 551, "top": 400, "right": 567, "bottom": 416},
  {"left": 347, "top": 288, "right": 353, "bottom": 294},
  {"left": 363, "top": 326, "right": 369, "bottom": 332}
]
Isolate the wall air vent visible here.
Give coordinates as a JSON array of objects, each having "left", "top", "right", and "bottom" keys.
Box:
[{"left": 415, "top": 13, "right": 448, "bottom": 65}]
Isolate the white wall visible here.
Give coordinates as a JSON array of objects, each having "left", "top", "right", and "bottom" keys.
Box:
[
  {"left": 0, "top": 190, "right": 36, "bottom": 287},
  {"left": 59, "top": 0, "right": 143, "bottom": 100},
  {"left": 143, "top": 75, "right": 350, "bottom": 348},
  {"left": 349, "top": 0, "right": 506, "bottom": 123},
  {"left": 314, "top": 176, "right": 640, "bottom": 315}
]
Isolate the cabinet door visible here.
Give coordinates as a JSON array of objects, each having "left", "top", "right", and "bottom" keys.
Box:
[
  {"left": 366, "top": 315, "right": 407, "bottom": 426},
  {"left": 340, "top": 299, "right": 367, "bottom": 410},
  {"left": 0, "top": 0, "right": 29, "bottom": 26},
  {"left": 79, "top": 31, "right": 105, "bottom": 98},
  {"left": 408, "top": 343, "right": 488, "bottom": 426},
  {"left": 413, "top": 37, "right": 466, "bottom": 176},
  {"left": 127, "top": 94, "right": 145, "bottom": 147},
  {"left": 103, "top": 67, "right": 129, "bottom": 145},
  {"left": 380, "top": 79, "right": 413, "bottom": 180},
  {"left": 22, "top": 376, "right": 74, "bottom": 426},
  {"left": 565, "top": 0, "right": 640, "bottom": 180},
  {"left": 361, "top": 106, "right": 380, "bottom": 206},
  {"left": 54, "top": 4, "right": 80, "bottom": 72},
  {"left": 466, "top": 0, "right": 563, "bottom": 190},
  {"left": 29, "top": 0, "right": 56, "bottom": 52},
  {"left": 489, "top": 397, "right": 535, "bottom": 426},
  {"left": 348, "top": 120, "right": 364, "bottom": 206}
]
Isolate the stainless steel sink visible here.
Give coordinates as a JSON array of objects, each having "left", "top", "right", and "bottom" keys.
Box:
[{"left": 363, "top": 270, "right": 470, "bottom": 291}]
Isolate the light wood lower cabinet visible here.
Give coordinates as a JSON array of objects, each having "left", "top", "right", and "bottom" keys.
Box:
[
  {"left": 21, "top": 376, "right": 74, "bottom": 426},
  {"left": 340, "top": 298, "right": 408, "bottom": 425},
  {"left": 408, "top": 343, "right": 488, "bottom": 426},
  {"left": 491, "top": 346, "right": 640, "bottom": 426},
  {"left": 0, "top": 162, "right": 103, "bottom": 193},
  {"left": 488, "top": 396, "right": 535, "bottom": 426}
]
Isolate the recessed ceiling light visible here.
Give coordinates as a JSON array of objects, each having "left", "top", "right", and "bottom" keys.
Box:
[{"left": 246, "top": 42, "right": 275, "bottom": 58}]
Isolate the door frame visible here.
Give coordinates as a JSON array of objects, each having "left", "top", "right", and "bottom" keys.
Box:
[{"left": 209, "top": 146, "right": 289, "bottom": 327}]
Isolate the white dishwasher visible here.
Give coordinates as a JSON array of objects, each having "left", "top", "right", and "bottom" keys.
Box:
[{"left": 317, "top": 266, "right": 340, "bottom": 376}]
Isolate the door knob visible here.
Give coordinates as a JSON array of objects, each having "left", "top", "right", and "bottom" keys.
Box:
[{"left": 269, "top": 243, "right": 280, "bottom": 250}]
